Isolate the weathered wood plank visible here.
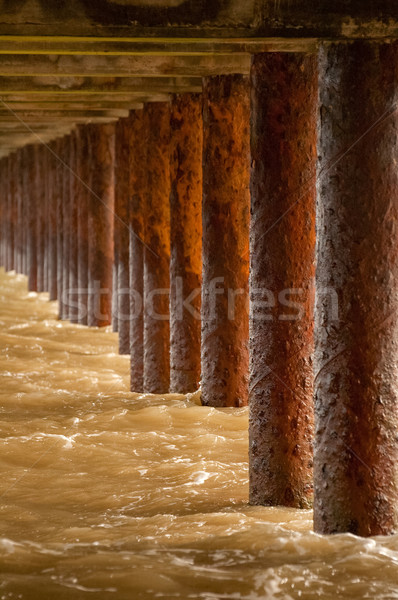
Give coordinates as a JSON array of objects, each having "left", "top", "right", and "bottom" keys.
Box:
[
  {"left": 0, "top": 0, "right": 398, "bottom": 39},
  {"left": 0, "top": 109, "right": 129, "bottom": 119},
  {"left": 0, "top": 54, "right": 250, "bottom": 77},
  {"left": 0, "top": 76, "right": 202, "bottom": 94},
  {"left": 0, "top": 36, "right": 316, "bottom": 55}
]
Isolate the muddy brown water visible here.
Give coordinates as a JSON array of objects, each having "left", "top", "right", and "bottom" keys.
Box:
[{"left": 1, "top": 269, "right": 398, "bottom": 599}]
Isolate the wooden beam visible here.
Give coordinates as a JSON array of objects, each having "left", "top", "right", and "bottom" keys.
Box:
[
  {"left": 0, "top": 36, "right": 317, "bottom": 55},
  {"left": 0, "top": 109, "right": 129, "bottom": 119},
  {"left": 0, "top": 0, "right": 256, "bottom": 38},
  {"left": 0, "top": 54, "right": 250, "bottom": 77},
  {"left": 0, "top": 123, "right": 78, "bottom": 131},
  {"left": 0, "top": 102, "right": 146, "bottom": 111},
  {"left": 0, "top": 93, "right": 170, "bottom": 103},
  {"left": 0, "top": 76, "right": 202, "bottom": 94}
]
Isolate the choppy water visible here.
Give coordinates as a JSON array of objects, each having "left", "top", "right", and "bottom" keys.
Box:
[{"left": 1, "top": 269, "right": 398, "bottom": 599}]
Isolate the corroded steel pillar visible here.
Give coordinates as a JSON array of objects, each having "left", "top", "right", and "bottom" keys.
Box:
[
  {"left": 62, "top": 136, "right": 72, "bottom": 319},
  {"left": 114, "top": 117, "right": 131, "bottom": 354},
  {"left": 21, "top": 147, "right": 29, "bottom": 277},
  {"left": 69, "top": 131, "right": 79, "bottom": 322},
  {"left": 47, "top": 143, "right": 58, "bottom": 301},
  {"left": 36, "top": 146, "right": 46, "bottom": 292},
  {"left": 129, "top": 109, "right": 146, "bottom": 392},
  {"left": 315, "top": 41, "right": 398, "bottom": 536},
  {"left": 76, "top": 125, "right": 90, "bottom": 326},
  {"left": 1, "top": 158, "right": 7, "bottom": 269},
  {"left": 7, "top": 154, "right": 15, "bottom": 273},
  {"left": 0, "top": 159, "right": 6, "bottom": 267},
  {"left": 112, "top": 255, "right": 119, "bottom": 331},
  {"left": 201, "top": 75, "right": 250, "bottom": 407},
  {"left": 249, "top": 53, "right": 317, "bottom": 509},
  {"left": 143, "top": 103, "right": 171, "bottom": 394},
  {"left": 56, "top": 137, "right": 65, "bottom": 318},
  {"left": 27, "top": 145, "right": 38, "bottom": 292},
  {"left": 42, "top": 149, "right": 49, "bottom": 292},
  {"left": 87, "top": 123, "right": 115, "bottom": 328},
  {"left": 14, "top": 151, "right": 23, "bottom": 274},
  {"left": 169, "top": 93, "right": 203, "bottom": 393}
]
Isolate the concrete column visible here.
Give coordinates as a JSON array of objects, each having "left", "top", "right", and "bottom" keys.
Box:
[
  {"left": 143, "top": 103, "right": 171, "bottom": 394},
  {"left": 201, "top": 75, "right": 250, "bottom": 407},
  {"left": 169, "top": 93, "right": 203, "bottom": 393},
  {"left": 87, "top": 123, "right": 115, "bottom": 328},
  {"left": 114, "top": 117, "right": 131, "bottom": 354},
  {"left": 27, "top": 145, "right": 38, "bottom": 292},
  {"left": 56, "top": 137, "right": 65, "bottom": 318},
  {"left": 249, "top": 53, "right": 317, "bottom": 509},
  {"left": 69, "top": 131, "right": 80, "bottom": 322},
  {"left": 47, "top": 143, "right": 58, "bottom": 301},
  {"left": 315, "top": 41, "right": 398, "bottom": 536},
  {"left": 129, "top": 109, "right": 146, "bottom": 392},
  {"left": 76, "top": 125, "right": 89, "bottom": 325}
]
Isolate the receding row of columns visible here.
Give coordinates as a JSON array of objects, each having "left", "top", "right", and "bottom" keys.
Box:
[{"left": 1, "top": 41, "right": 398, "bottom": 537}]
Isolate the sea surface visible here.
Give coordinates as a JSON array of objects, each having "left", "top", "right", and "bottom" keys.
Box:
[{"left": 1, "top": 269, "right": 398, "bottom": 599}]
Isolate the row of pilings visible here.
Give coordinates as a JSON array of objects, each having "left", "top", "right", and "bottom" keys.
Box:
[{"left": 1, "top": 42, "right": 398, "bottom": 538}]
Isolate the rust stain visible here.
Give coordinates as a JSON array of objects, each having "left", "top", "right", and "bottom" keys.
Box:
[{"left": 249, "top": 52, "right": 317, "bottom": 509}]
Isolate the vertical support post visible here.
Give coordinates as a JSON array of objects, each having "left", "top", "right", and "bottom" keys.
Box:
[
  {"left": 114, "top": 117, "right": 131, "bottom": 353},
  {"left": 36, "top": 146, "right": 45, "bottom": 292},
  {"left": 129, "top": 109, "right": 146, "bottom": 392},
  {"left": 56, "top": 137, "right": 65, "bottom": 318},
  {"left": 249, "top": 53, "right": 317, "bottom": 509},
  {"left": 42, "top": 148, "right": 49, "bottom": 292},
  {"left": 169, "top": 93, "right": 203, "bottom": 393},
  {"left": 0, "top": 159, "right": 5, "bottom": 267},
  {"left": 7, "top": 154, "right": 15, "bottom": 273},
  {"left": 314, "top": 41, "right": 398, "bottom": 536},
  {"left": 76, "top": 125, "right": 90, "bottom": 326},
  {"left": 87, "top": 123, "right": 115, "bottom": 328},
  {"left": 62, "top": 135, "right": 71, "bottom": 319},
  {"left": 143, "top": 103, "right": 171, "bottom": 394},
  {"left": 14, "top": 150, "right": 23, "bottom": 274},
  {"left": 48, "top": 142, "right": 58, "bottom": 301},
  {"left": 69, "top": 131, "right": 79, "bottom": 322},
  {"left": 27, "top": 145, "right": 38, "bottom": 292},
  {"left": 21, "top": 147, "right": 29, "bottom": 278},
  {"left": 201, "top": 75, "right": 250, "bottom": 407}
]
